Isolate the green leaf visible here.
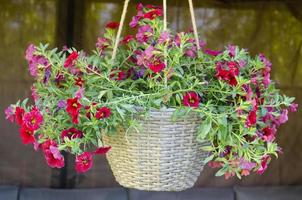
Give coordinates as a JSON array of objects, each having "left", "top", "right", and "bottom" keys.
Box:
[
  {"left": 196, "top": 117, "right": 212, "bottom": 141},
  {"left": 202, "top": 154, "right": 214, "bottom": 164},
  {"left": 215, "top": 165, "right": 229, "bottom": 177}
]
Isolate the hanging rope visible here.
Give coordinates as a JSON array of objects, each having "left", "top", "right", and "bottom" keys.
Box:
[
  {"left": 188, "top": 0, "right": 200, "bottom": 50},
  {"left": 163, "top": 0, "right": 167, "bottom": 31},
  {"left": 112, "top": 0, "right": 199, "bottom": 60},
  {"left": 112, "top": 0, "right": 130, "bottom": 61}
]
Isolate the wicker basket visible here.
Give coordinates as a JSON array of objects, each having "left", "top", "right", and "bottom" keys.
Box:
[{"left": 103, "top": 107, "right": 209, "bottom": 191}]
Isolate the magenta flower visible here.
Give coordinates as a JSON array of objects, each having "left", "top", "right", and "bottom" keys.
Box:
[
  {"left": 228, "top": 45, "right": 236, "bottom": 57},
  {"left": 262, "top": 126, "right": 276, "bottom": 142},
  {"left": 22, "top": 108, "right": 43, "bottom": 131},
  {"left": 5, "top": 106, "right": 15, "bottom": 122},
  {"left": 136, "top": 46, "right": 154, "bottom": 66},
  {"left": 238, "top": 60, "right": 246, "bottom": 68},
  {"left": 31, "top": 86, "right": 39, "bottom": 102},
  {"left": 130, "top": 16, "right": 140, "bottom": 28},
  {"left": 185, "top": 46, "right": 197, "bottom": 58},
  {"left": 257, "top": 155, "right": 271, "bottom": 174},
  {"left": 158, "top": 31, "right": 170, "bottom": 44},
  {"left": 96, "top": 37, "right": 108, "bottom": 53},
  {"left": 25, "top": 44, "right": 36, "bottom": 61},
  {"left": 75, "top": 87, "right": 85, "bottom": 99},
  {"left": 136, "top": 25, "right": 153, "bottom": 43},
  {"left": 289, "top": 103, "right": 298, "bottom": 112},
  {"left": 204, "top": 49, "right": 222, "bottom": 56},
  {"left": 276, "top": 109, "right": 288, "bottom": 125}
]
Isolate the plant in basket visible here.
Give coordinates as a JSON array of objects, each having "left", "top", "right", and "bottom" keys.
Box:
[{"left": 5, "top": 2, "right": 298, "bottom": 191}]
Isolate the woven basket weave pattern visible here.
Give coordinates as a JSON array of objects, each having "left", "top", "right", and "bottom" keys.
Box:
[{"left": 103, "top": 108, "right": 209, "bottom": 191}]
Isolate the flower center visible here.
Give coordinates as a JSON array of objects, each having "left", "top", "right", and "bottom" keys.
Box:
[
  {"left": 189, "top": 98, "right": 195, "bottom": 104},
  {"left": 72, "top": 103, "right": 78, "bottom": 108}
]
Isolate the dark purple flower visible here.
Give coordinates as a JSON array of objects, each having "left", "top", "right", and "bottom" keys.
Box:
[
  {"left": 43, "top": 67, "right": 51, "bottom": 84},
  {"left": 57, "top": 100, "right": 67, "bottom": 109}
]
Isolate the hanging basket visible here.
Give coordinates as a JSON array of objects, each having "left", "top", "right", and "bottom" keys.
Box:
[{"left": 103, "top": 108, "right": 209, "bottom": 191}]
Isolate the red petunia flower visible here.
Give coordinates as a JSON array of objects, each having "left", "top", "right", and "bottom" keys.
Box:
[
  {"left": 74, "top": 77, "right": 84, "bottom": 87},
  {"left": 246, "top": 109, "right": 257, "bottom": 127},
  {"left": 215, "top": 61, "right": 239, "bottom": 86},
  {"left": 148, "top": 60, "right": 165, "bottom": 73},
  {"left": 110, "top": 69, "right": 126, "bottom": 81},
  {"left": 183, "top": 92, "right": 200, "bottom": 108},
  {"left": 75, "top": 152, "right": 93, "bottom": 173},
  {"left": 66, "top": 98, "right": 82, "bottom": 124},
  {"left": 121, "top": 35, "right": 134, "bottom": 44},
  {"left": 105, "top": 22, "right": 120, "bottom": 29},
  {"left": 19, "top": 126, "right": 35, "bottom": 145},
  {"left": 61, "top": 128, "right": 83, "bottom": 141},
  {"left": 144, "top": 9, "right": 163, "bottom": 20},
  {"left": 42, "top": 139, "right": 65, "bottom": 169},
  {"left": 15, "top": 107, "right": 25, "bottom": 126},
  {"left": 94, "top": 146, "right": 111, "bottom": 155},
  {"left": 64, "top": 52, "right": 78, "bottom": 68},
  {"left": 96, "top": 107, "right": 111, "bottom": 120},
  {"left": 22, "top": 108, "right": 43, "bottom": 131}
]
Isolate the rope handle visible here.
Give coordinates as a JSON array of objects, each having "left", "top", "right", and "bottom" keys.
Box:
[
  {"left": 111, "top": 0, "right": 130, "bottom": 61},
  {"left": 111, "top": 0, "right": 200, "bottom": 61}
]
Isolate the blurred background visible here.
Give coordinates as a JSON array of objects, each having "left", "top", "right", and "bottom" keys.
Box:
[{"left": 0, "top": 0, "right": 301, "bottom": 189}]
